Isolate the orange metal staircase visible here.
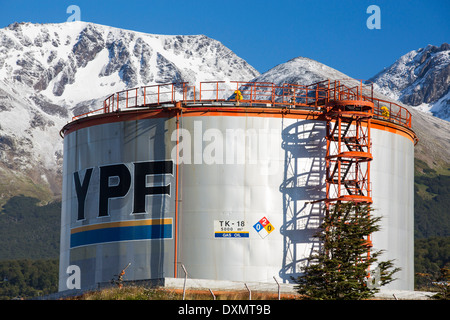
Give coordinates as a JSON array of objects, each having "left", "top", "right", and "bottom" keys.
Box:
[
  {"left": 321, "top": 84, "right": 375, "bottom": 260},
  {"left": 324, "top": 99, "right": 374, "bottom": 205}
]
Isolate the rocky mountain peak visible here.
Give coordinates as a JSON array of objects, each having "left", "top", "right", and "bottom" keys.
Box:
[
  {"left": 250, "top": 55, "right": 450, "bottom": 171},
  {"left": 0, "top": 21, "right": 259, "bottom": 205},
  {"left": 368, "top": 43, "right": 450, "bottom": 121}
]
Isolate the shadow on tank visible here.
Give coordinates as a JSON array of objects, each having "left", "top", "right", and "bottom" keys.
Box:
[{"left": 279, "top": 119, "right": 326, "bottom": 283}]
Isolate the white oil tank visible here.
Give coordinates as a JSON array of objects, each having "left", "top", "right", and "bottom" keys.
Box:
[{"left": 59, "top": 81, "right": 416, "bottom": 291}]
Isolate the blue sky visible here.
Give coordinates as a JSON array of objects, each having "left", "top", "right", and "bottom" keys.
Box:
[{"left": 0, "top": 0, "right": 448, "bottom": 80}]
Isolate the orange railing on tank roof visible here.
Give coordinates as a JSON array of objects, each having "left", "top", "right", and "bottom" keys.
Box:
[{"left": 71, "top": 79, "right": 413, "bottom": 129}]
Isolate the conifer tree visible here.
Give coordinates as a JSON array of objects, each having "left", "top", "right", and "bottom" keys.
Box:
[{"left": 295, "top": 202, "right": 400, "bottom": 300}]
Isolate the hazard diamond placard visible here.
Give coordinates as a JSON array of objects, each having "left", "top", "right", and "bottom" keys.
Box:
[{"left": 253, "top": 217, "right": 275, "bottom": 238}]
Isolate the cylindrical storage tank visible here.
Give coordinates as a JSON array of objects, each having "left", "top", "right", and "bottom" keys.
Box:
[
  {"left": 370, "top": 121, "right": 416, "bottom": 290},
  {"left": 59, "top": 105, "right": 416, "bottom": 291}
]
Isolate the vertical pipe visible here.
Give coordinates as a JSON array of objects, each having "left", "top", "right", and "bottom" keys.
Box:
[
  {"left": 389, "top": 104, "right": 392, "bottom": 122},
  {"left": 273, "top": 276, "right": 280, "bottom": 300},
  {"left": 334, "top": 80, "right": 337, "bottom": 100},
  {"left": 174, "top": 104, "right": 181, "bottom": 278},
  {"left": 338, "top": 81, "right": 341, "bottom": 100},
  {"left": 209, "top": 289, "right": 216, "bottom": 300},
  {"left": 327, "top": 80, "right": 330, "bottom": 103},
  {"left": 315, "top": 85, "right": 318, "bottom": 107},
  {"left": 143, "top": 86, "right": 146, "bottom": 106},
  {"left": 271, "top": 83, "right": 274, "bottom": 104},
  {"left": 367, "top": 115, "right": 372, "bottom": 197},
  {"left": 181, "top": 264, "right": 187, "bottom": 300},
  {"left": 371, "top": 83, "right": 374, "bottom": 101},
  {"left": 171, "top": 83, "right": 174, "bottom": 102},
  {"left": 359, "top": 80, "right": 362, "bottom": 100},
  {"left": 326, "top": 121, "right": 331, "bottom": 201},
  {"left": 338, "top": 117, "right": 342, "bottom": 198},
  {"left": 245, "top": 283, "right": 251, "bottom": 300},
  {"left": 216, "top": 81, "right": 219, "bottom": 101}
]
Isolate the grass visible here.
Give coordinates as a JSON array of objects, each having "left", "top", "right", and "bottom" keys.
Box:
[
  {"left": 68, "top": 286, "right": 180, "bottom": 300},
  {"left": 65, "top": 285, "right": 299, "bottom": 300},
  {"left": 415, "top": 182, "right": 435, "bottom": 200}
]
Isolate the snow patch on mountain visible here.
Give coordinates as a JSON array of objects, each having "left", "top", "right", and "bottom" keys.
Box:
[
  {"left": 250, "top": 55, "right": 450, "bottom": 171},
  {"left": 369, "top": 43, "right": 450, "bottom": 121},
  {"left": 0, "top": 21, "right": 259, "bottom": 202},
  {"left": 249, "top": 56, "right": 353, "bottom": 85}
]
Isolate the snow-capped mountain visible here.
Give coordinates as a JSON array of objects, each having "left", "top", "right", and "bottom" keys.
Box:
[
  {"left": 0, "top": 21, "right": 259, "bottom": 204},
  {"left": 249, "top": 56, "right": 352, "bottom": 85},
  {"left": 249, "top": 56, "right": 450, "bottom": 171},
  {"left": 368, "top": 43, "right": 450, "bottom": 121},
  {"left": 0, "top": 20, "right": 448, "bottom": 206}
]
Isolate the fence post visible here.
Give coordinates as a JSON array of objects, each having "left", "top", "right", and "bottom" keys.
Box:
[
  {"left": 244, "top": 283, "right": 251, "bottom": 300},
  {"left": 172, "top": 83, "right": 175, "bottom": 103},
  {"left": 271, "top": 83, "right": 275, "bottom": 104},
  {"left": 359, "top": 80, "right": 362, "bottom": 100},
  {"left": 216, "top": 81, "right": 219, "bottom": 101},
  {"left": 143, "top": 86, "right": 146, "bottom": 106},
  {"left": 181, "top": 264, "right": 187, "bottom": 300},
  {"left": 315, "top": 85, "right": 318, "bottom": 107},
  {"left": 273, "top": 276, "right": 280, "bottom": 300},
  {"left": 135, "top": 88, "right": 138, "bottom": 107}
]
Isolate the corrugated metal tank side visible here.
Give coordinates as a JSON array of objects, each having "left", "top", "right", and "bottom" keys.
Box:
[
  {"left": 59, "top": 117, "right": 178, "bottom": 291},
  {"left": 371, "top": 128, "right": 415, "bottom": 290},
  {"left": 176, "top": 116, "right": 326, "bottom": 283},
  {"left": 59, "top": 112, "right": 415, "bottom": 291}
]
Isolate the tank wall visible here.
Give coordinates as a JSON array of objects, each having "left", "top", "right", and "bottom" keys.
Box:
[
  {"left": 371, "top": 129, "right": 415, "bottom": 290},
  {"left": 59, "top": 118, "right": 178, "bottom": 290},
  {"left": 176, "top": 116, "right": 326, "bottom": 283},
  {"left": 59, "top": 114, "right": 414, "bottom": 291}
]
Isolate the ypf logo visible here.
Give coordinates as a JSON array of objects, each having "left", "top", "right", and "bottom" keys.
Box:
[{"left": 73, "top": 160, "right": 173, "bottom": 219}]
